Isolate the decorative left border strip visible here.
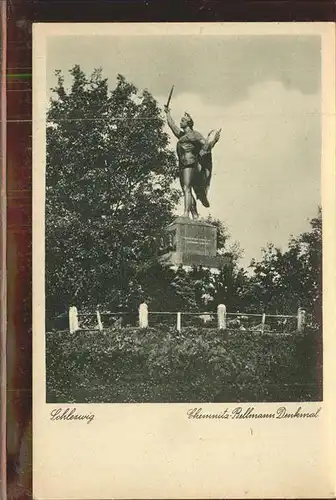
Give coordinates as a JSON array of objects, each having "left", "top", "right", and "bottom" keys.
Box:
[
  {"left": 5, "top": 0, "right": 32, "bottom": 498},
  {"left": 1, "top": 0, "right": 8, "bottom": 497}
]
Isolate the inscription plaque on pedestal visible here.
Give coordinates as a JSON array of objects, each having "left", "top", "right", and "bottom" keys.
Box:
[{"left": 161, "top": 217, "right": 231, "bottom": 268}]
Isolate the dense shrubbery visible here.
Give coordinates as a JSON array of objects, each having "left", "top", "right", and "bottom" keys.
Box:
[{"left": 46, "top": 327, "right": 322, "bottom": 403}]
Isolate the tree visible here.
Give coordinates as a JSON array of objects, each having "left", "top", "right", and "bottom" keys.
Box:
[
  {"left": 246, "top": 208, "right": 322, "bottom": 323},
  {"left": 211, "top": 266, "right": 250, "bottom": 311},
  {"left": 46, "top": 66, "right": 180, "bottom": 316}
]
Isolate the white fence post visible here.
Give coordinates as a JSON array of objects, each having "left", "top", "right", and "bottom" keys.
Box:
[
  {"left": 297, "top": 308, "right": 306, "bottom": 332},
  {"left": 217, "top": 304, "right": 226, "bottom": 330},
  {"left": 177, "top": 312, "right": 182, "bottom": 332},
  {"left": 261, "top": 313, "right": 266, "bottom": 334},
  {"left": 69, "top": 306, "right": 79, "bottom": 333},
  {"left": 139, "top": 302, "right": 148, "bottom": 328},
  {"left": 97, "top": 310, "right": 103, "bottom": 331}
]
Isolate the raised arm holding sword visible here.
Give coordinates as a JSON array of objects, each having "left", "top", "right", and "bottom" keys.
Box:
[{"left": 164, "top": 85, "right": 221, "bottom": 219}]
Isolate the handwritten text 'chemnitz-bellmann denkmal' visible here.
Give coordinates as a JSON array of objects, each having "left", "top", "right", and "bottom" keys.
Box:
[
  {"left": 49, "top": 406, "right": 321, "bottom": 424},
  {"left": 187, "top": 406, "right": 321, "bottom": 420}
]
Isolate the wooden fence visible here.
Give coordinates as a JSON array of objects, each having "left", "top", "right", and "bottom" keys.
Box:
[{"left": 68, "top": 304, "right": 307, "bottom": 334}]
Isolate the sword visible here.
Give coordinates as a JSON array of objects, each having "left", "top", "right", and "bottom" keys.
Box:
[{"left": 165, "top": 85, "right": 174, "bottom": 110}]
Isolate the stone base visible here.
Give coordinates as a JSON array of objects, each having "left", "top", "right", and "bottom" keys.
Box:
[{"left": 161, "top": 216, "right": 231, "bottom": 269}]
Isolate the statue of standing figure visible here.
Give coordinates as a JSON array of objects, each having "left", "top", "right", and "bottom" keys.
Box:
[{"left": 164, "top": 103, "right": 221, "bottom": 219}]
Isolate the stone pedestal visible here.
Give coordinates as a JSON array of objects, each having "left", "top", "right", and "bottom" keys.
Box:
[{"left": 161, "top": 217, "right": 231, "bottom": 269}]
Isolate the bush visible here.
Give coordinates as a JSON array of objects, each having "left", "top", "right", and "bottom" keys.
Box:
[{"left": 46, "top": 327, "right": 322, "bottom": 403}]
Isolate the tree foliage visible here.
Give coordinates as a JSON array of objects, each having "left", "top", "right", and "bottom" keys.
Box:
[
  {"left": 46, "top": 66, "right": 180, "bottom": 315},
  {"left": 170, "top": 208, "right": 322, "bottom": 320},
  {"left": 246, "top": 208, "right": 322, "bottom": 323}
]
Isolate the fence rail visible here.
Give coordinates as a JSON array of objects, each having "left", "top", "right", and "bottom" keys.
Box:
[{"left": 67, "top": 303, "right": 307, "bottom": 334}]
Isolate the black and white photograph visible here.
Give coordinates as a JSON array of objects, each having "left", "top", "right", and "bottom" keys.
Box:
[{"left": 42, "top": 27, "right": 325, "bottom": 405}]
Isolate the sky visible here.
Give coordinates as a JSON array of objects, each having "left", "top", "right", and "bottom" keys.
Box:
[{"left": 46, "top": 34, "right": 321, "bottom": 268}]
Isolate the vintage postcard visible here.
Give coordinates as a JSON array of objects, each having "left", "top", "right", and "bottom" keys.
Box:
[{"left": 33, "top": 22, "right": 336, "bottom": 499}]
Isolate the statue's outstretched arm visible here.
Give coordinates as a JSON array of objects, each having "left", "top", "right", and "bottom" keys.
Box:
[{"left": 164, "top": 107, "right": 183, "bottom": 138}]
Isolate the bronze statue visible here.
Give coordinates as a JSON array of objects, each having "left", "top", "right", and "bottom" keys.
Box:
[{"left": 164, "top": 92, "right": 221, "bottom": 219}]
